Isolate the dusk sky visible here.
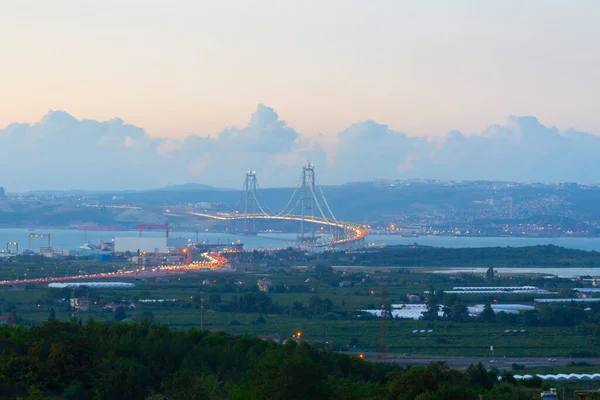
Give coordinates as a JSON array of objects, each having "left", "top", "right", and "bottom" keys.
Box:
[
  {"left": 2, "top": 1, "right": 600, "bottom": 190},
  {"left": 2, "top": 1, "right": 599, "bottom": 140}
]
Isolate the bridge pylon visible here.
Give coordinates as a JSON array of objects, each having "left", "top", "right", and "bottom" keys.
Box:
[
  {"left": 243, "top": 170, "right": 258, "bottom": 235},
  {"left": 299, "top": 163, "right": 316, "bottom": 242}
]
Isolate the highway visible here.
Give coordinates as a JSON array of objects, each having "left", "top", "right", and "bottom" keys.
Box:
[
  {"left": 0, "top": 252, "right": 228, "bottom": 286},
  {"left": 0, "top": 213, "right": 367, "bottom": 287}
]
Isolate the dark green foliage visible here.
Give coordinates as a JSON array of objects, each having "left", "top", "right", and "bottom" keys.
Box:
[
  {"left": 220, "top": 292, "right": 282, "bottom": 313},
  {"left": 0, "top": 321, "right": 541, "bottom": 399},
  {"left": 313, "top": 244, "right": 600, "bottom": 268},
  {"left": 113, "top": 306, "right": 127, "bottom": 321},
  {"left": 478, "top": 304, "right": 496, "bottom": 323}
]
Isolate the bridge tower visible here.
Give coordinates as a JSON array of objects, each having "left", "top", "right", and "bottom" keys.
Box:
[
  {"left": 299, "top": 163, "right": 316, "bottom": 241},
  {"left": 243, "top": 170, "right": 257, "bottom": 235}
]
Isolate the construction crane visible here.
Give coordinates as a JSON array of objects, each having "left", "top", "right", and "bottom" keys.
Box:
[
  {"left": 28, "top": 233, "right": 50, "bottom": 251},
  {"left": 5, "top": 242, "right": 18, "bottom": 254}
]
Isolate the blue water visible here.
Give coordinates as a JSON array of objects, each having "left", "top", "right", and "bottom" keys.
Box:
[
  {"left": 0, "top": 229, "right": 302, "bottom": 252},
  {"left": 3, "top": 228, "right": 600, "bottom": 252}
]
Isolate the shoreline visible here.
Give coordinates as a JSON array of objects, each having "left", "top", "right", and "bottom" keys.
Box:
[{"left": 0, "top": 226, "right": 598, "bottom": 240}]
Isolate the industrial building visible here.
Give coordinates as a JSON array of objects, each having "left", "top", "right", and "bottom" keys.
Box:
[
  {"left": 114, "top": 237, "right": 168, "bottom": 254},
  {"left": 113, "top": 237, "right": 191, "bottom": 254},
  {"left": 48, "top": 282, "right": 136, "bottom": 289}
]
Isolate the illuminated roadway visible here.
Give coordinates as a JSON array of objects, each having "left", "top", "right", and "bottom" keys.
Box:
[
  {"left": 187, "top": 212, "right": 367, "bottom": 247},
  {"left": 0, "top": 214, "right": 366, "bottom": 286},
  {"left": 0, "top": 253, "right": 228, "bottom": 286}
]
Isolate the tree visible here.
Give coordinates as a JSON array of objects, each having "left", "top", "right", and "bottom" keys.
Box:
[
  {"left": 382, "top": 301, "right": 393, "bottom": 320},
  {"left": 140, "top": 311, "right": 155, "bottom": 324},
  {"left": 208, "top": 293, "right": 222, "bottom": 309},
  {"left": 8, "top": 304, "right": 18, "bottom": 325},
  {"left": 163, "top": 369, "right": 221, "bottom": 400},
  {"left": 113, "top": 306, "right": 126, "bottom": 321},
  {"left": 447, "top": 301, "right": 470, "bottom": 322},
  {"left": 466, "top": 363, "right": 494, "bottom": 391},
  {"left": 478, "top": 304, "right": 496, "bottom": 323},
  {"left": 314, "top": 264, "right": 334, "bottom": 279},
  {"left": 422, "top": 289, "right": 441, "bottom": 321}
]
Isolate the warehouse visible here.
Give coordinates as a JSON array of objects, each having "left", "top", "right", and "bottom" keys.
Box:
[{"left": 113, "top": 237, "right": 168, "bottom": 254}]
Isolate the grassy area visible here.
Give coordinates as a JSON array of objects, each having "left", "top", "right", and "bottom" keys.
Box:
[{"left": 1, "top": 262, "right": 597, "bottom": 358}]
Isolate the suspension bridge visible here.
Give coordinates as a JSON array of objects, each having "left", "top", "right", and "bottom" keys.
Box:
[
  {"left": 189, "top": 163, "right": 367, "bottom": 248},
  {"left": 0, "top": 164, "right": 366, "bottom": 286}
]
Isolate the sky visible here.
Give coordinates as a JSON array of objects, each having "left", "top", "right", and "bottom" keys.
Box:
[{"left": 1, "top": 1, "right": 600, "bottom": 190}]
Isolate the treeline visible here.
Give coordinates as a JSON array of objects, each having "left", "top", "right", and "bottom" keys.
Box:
[
  {"left": 318, "top": 244, "right": 600, "bottom": 268},
  {"left": 421, "top": 289, "right": 600, "bottom": 328},
  {"left": 213, "top": 292, "right": 336, "bottom": 318},
  {"left": 0, "top": 320, "right": 542, "bottom": 400}
]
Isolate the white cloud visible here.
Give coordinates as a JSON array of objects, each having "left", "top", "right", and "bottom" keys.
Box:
[
  {"left": 1, "top": 108, "right": 600, "bottom": 191},
  {"left": 0, "top": 105, "right": 326, "bottom": 191}
]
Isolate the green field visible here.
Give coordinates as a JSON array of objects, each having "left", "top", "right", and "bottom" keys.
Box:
[{"left": 3, "top": 256, "right": 600, "bottom": 359}]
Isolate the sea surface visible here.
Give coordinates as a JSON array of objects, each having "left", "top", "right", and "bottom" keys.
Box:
[{"left": 4, "top": 228, "right": 600, "bottom": 252}]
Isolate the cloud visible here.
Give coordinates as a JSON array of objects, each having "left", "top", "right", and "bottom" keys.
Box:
[
  {"left": 1, "top": 107, "right": 600, "bottom": 191},
  {"left": 0, "top": 105, "right": 326, "bottom": 191},
  {"left": 326, "top": 121, "right": 429, "bottom": 182},
  {"left": 325, "top": 115, "right": 600, "bottom": 184}
]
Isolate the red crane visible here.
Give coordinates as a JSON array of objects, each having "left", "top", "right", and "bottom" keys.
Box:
[{"left": 138, "top": 224, "right": 169, "bottom": 238}]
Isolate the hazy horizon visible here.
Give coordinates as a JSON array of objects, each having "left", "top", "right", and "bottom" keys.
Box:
[{"left": 3, "top": 105, "right": 600, "bottom": 192}]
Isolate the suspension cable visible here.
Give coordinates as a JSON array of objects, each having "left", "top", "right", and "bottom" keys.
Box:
[
  {"left": 317, "top": 179, "right": 338, "bottom": 223},
  {"left": 251, "top": 190, "right": 270, "bottom": 216},
  {"left": 309, "top": 182, "right": 329, "bottom": 221},
  {"left": 253, "top": 177, "right": 274, "bottom": 215},
  {"left": 275, "top": 174, "right": 303, "bottom": 217},
  {"left": 283, "top": 196, "right": 303, "bottom": 217}
]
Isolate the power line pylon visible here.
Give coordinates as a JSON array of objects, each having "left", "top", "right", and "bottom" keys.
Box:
[
  {"left": 378, "top": 287, "right": 389, "bottom": 355},
  {"left": 299, "top": 163, "right": 316, "bottom": 241},
  {"left": 243, "top": 170, "right": 257, "bottom": 235}
]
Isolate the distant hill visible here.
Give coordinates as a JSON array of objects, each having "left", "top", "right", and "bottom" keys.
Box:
[
  {"left": 20, "top": 183, "right": 234, "bottom": 196},
  {"left": 152, "top": 183, "right": 234, "bottom": 192}
]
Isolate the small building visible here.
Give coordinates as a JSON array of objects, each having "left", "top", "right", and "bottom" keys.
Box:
[
  {"left": 339, "top": 280, "right": 352, "bottom": 288},
  {"left": 257, "top": 278, "right": 272, "bottom": 292},
  {"left": 70, "top": 297, "right": 90, "bottom": 312},
  {"left": 0, "top": 316, "right": 10, "bottom": 326}
]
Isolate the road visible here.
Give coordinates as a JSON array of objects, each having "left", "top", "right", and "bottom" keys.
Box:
[{"left": 356, "top": 354, "right": 600, "bottom": 370}]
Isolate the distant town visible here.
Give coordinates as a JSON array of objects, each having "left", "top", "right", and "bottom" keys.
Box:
[{"left": 1, "top": 179, "right": 598, "bottom": 238}]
